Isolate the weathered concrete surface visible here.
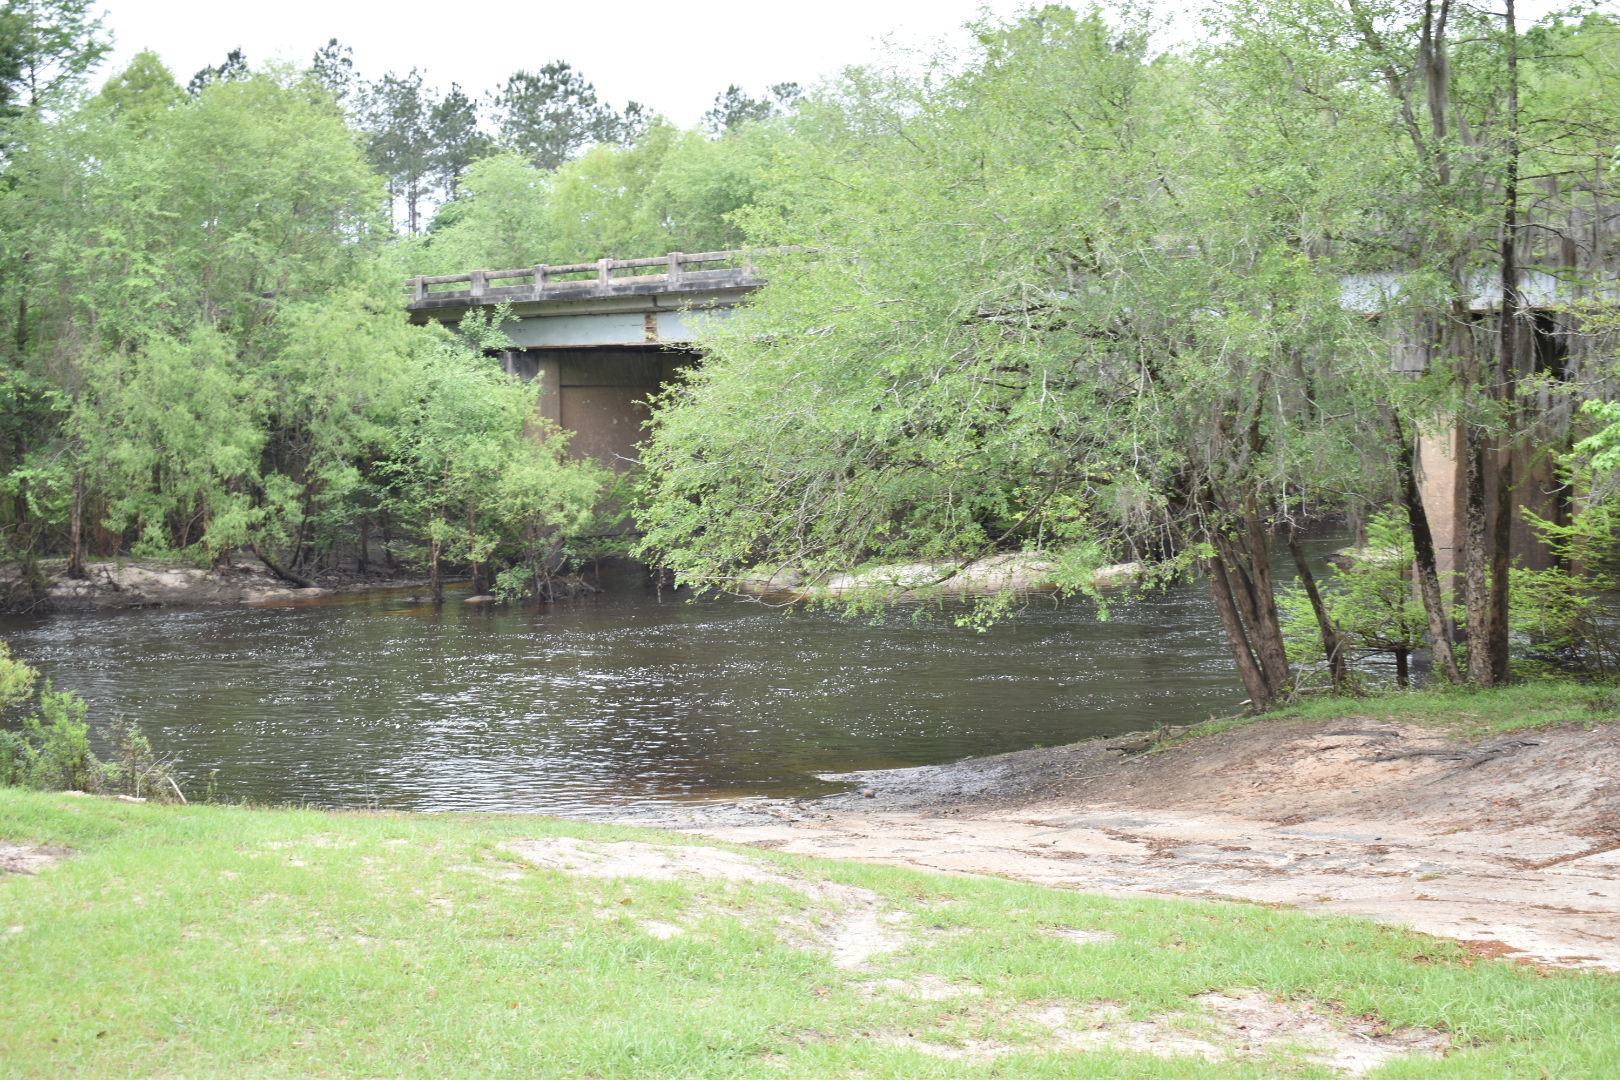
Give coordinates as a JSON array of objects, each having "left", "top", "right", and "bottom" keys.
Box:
[{"left": 631, "top": 719, "right": 1620, "bottom": 970}]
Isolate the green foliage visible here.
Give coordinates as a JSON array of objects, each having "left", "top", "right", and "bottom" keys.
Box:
[
  {"left": 414, "top": 119, "right": 778, "bottom": 273},
  {"left": 1280, "top": 515, "right": 1426, "bottom": 687},
  {"left": 184, "top": 46, "right": 247, "bottom": 96},
  {"left": 0, "top": 53, "right": 611, "bottom": 593},
  {"left": 0, "top": 639, "right": 182, "bottom": 796},
  {"left": 307, "top": 38, "right": 355, "bottom": 108},
  {"left": 0, "top": 0, "right": 107, "bottom": 116},
  {"left": 373, "top": 311, "right": 607, "bottom": 599},
  {"left": 490, "top": 61, "right": 631, "bottom": 171},
  {"left": 636, "top": 7, "right": 1389, "bottom": 625},
  {"left": 0, "top": 638, "right": 36, "bottom": 710},
  {"left": 361, "top": 67, "right": 436, "bottom": 231},
  {"left": 1504, "top": 504, "right": 1620, "bottom": 676},
  {"left": 92, "top": 48, "right": 182, "bottom": 125},
  {"left": 0, "top": 641, "right": 95, "bottom": 792},
  {"left": 702, "top": 81, "right": 800, "bottom": 135},
  {"left": 1283, "top": 506, "right": 1620, "bottom": 685}
]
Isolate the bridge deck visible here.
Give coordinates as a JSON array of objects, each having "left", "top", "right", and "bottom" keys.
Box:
[{"left": 408, "top": 250, "right": 764, "bottom": 315}]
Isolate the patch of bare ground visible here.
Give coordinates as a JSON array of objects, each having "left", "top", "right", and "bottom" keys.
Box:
[
  {"left": 0, "top": 841, "right": 75, "bottom": 875},
  {"left": 644, "top": 718, "right": 1620, "bottom": 969},
  {"left": 503, "top": 837, "right": 909, "bottom": 968},
  {"left": 884, "top": 992, "right": 1447, "bottom": 1074}
]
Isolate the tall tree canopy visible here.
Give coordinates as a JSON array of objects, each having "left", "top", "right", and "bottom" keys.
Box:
[
  {"left": 0, "top": 52, "right": 604, "bottom": 596},
  {"left": 490, "top": 61, "right": 631, "bottom": 171},
  {"left": 636, "top": 3, "right": 1620, "bottom": 704},
  {"left": 412, "top": 118, "right": 782, "bottom": 273}
]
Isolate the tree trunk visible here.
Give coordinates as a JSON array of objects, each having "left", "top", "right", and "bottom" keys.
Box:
[
  {"left": 1463, "top": 415, "right": 1494, "bottom": 686},
  {"left": 1205, "top": 555, "right": 1273, "bottom": 710},
  {"left": 1395, "top": 648, "right": 1410, "bottom": 689},
  {"left": 1215, "top": 527, "right": 1291, "bottom": 701},
  {"left": 382, "top": 510, "right": 397, "bottom": 568},
  {"left": 1288, "top": 532, "right": 1347, "bottom": 692},
  {"left": 1244, "top": 504, "right": 1292, "bottom": 691},
  {"left": 249, "top": 544, "right": 316, "bottom": 589},
  {"left": 66, "top": 471, "right": 87, "bottom": 579},
  {"left": 1488, "top": 0, "right": 1520, "bottom": 686},
  {"left": 429, "top": 537, "right": 443, "bottom": 603},
  {"left": 1383, "top": 406, "right": 1463, "bottom": 683}
]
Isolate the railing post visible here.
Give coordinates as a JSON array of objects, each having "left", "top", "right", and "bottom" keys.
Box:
[
  {"left": 469, "top": 270, "right": 488, "bottom": 298},
  {"left": 598, "top": 258, "right": 611, "bottom": 289},
  {"left": 742, "top": 249, "right": 755, "bottom": 278},
  {"left": 534, "top": 264, "right": 548, "bottom": 296},
  {"left": 412, "top": 276, "right": 426, "bottom": 303},
  {"left": 666, "top": 251, "right": 683, "bottom": 284}
]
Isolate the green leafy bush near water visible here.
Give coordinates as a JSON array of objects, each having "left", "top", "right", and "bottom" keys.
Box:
[
  {"left": 0, "top": 642, "right": 181, "bottom": 799},
  {"left": 1280, "top": 511, "right": 1620, "bottom": 690}
]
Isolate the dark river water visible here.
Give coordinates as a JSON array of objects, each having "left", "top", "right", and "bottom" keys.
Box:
[{"left": 0, "top": 575, "right": 1245, "bottom": 814}]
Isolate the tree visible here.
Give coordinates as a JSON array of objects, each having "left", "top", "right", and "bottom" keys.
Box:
[
  {"left": 490, "top": 61, "right": 620, "bottom": 170},
  {"left": 0, "top": 56, "right": 610, "bottom": 593},
  {"left": 1207, "top": 0, "right": 1620, "bottom": 687},
  {"left": 0, "top": 0, "right": 107, "bottom": 115},
  {"left": 308, "top": 37, "right": 355, "bottom": 108},
  {"left": 375, "top": 316, "right": 606, "bottom": 601},
  {"left": 1, "top": 65, "right": 390, "bottom": 574},
  {"left": 702, "top": 81, "right": 800, "bottom": 135},
  {"left": 636, "top": 7, "right": 1397, "bottom": 710},
  {"left": 1281, "top": 514, "right": 1427, "bottom": 687},
  {"left": 429, "top": 82, "right": 492, "bottom": 197},
  {"left": 362, "top": 68, "right": 437, "bottom": 233},
  {"left": 412, "top": 120, "right": 779, "bottom": 275},
  {"left": 185, "top": 46, "right": 246, "bottom": 96},
  {"left": 0, "top": 0, "right": 106, "bottom": 581},
  {"left": 93, "top": 48, "right": 182, "bottom": 125}
]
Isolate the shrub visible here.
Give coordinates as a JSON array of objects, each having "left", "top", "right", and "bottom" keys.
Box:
[{"left": 0, "top": 641, "right": 183, "bottom": 799}]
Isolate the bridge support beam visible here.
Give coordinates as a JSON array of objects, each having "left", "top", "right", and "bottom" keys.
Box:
[{"left": 1416, "top": 422, "right": 1564, "bottom": 590}]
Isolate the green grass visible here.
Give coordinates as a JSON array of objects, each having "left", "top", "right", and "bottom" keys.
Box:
[
  {"left": 1176, "top": 679, "right": 1620, "bottom": 744},
  {"left": 3, "top": 788, "right": 1619, "bottom": 1078}
]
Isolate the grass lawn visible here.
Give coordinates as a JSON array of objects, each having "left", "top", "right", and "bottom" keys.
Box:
[
  {"left": 1179, "top": 680, "right": 1620, "bottom": 743},
  {"left": 3, "top": 787, "right": 1618, "bottom": 1078}
]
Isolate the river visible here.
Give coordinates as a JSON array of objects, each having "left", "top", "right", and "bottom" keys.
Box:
[{"left": 0, "top": 575, "right": 1242, "bottom": 814}]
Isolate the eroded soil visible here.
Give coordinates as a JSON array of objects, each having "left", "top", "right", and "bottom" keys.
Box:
[
  {"left": 0, "top": 842, "right": 74, "bottom": 875},
  {"left": 634, "top": 718, "right": 1620, "bottom": 969},
  {"left": 506, "top": 835, "right": 1449, "bottom": 1075}
]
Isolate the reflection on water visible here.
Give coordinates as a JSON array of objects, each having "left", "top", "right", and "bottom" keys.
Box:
[{"left": 0, "top": 575, "right": 1241, "bottom": 814}]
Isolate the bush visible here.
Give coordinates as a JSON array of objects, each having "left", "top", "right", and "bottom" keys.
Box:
[{"left": 0, "top": 641, "right": 183, "bottom": 799}]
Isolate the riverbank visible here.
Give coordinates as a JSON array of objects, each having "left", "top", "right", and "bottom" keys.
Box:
[
  {"left": 4, "top": 786, "right": 1619, "bottom": 1078},
  {"left": 0, "top": 557, "right": 459, "bottom": 614},
  {"left": 644, "top": 684, "right": 1620, "bottom": 971}
]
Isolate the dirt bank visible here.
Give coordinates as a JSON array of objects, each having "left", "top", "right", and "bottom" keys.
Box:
[
  {"left": 0, "top": 559, "right": 453, "bottom": 613},
  {"left": 636, "top": 716, "right": 1620, "bottom": 970}
]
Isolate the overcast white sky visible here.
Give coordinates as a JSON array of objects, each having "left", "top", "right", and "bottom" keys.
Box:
[
  {"left": 94, "top": 0, "right": 1594, "bottom": 127},
  {"left": 98, "top": 0, "right": 1042, "bottom": 126}
]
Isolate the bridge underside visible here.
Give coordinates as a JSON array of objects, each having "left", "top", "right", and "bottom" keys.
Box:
[{"left": 500, "top": 345, "right": 696, "bottom": 471}]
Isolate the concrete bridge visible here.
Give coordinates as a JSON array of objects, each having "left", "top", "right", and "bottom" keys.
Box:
[
  {"left": 409, "top": 249, "right": 1589, "bottom": 575},
  {"left": 408, "top": 251, "right": 762, "bottom": 468}
]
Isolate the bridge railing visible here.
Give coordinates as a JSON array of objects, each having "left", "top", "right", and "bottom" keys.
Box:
[{"left": 408, "top": 249, "right": 762, "bottom": 306}]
